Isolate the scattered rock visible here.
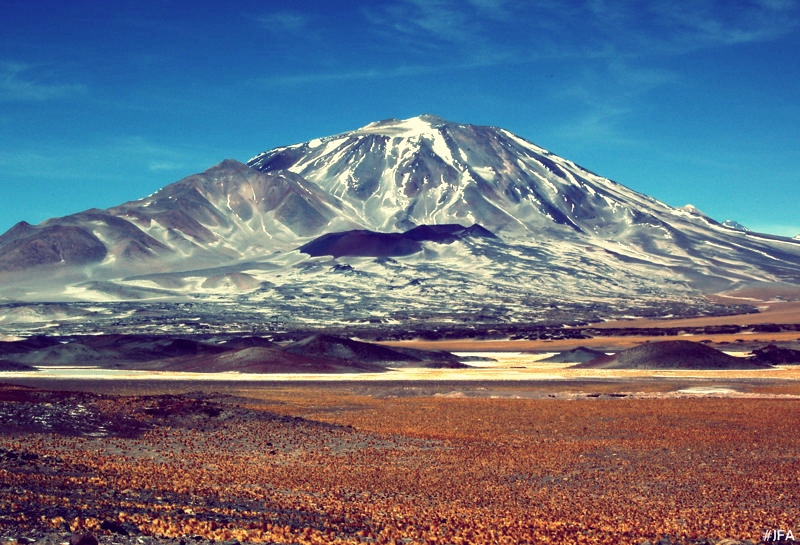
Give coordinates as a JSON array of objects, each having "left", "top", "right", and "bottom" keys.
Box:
[
  {"left": 69, "top": 533, "right": 97, "bottom": 545},
  {"left": 99, "top": 520, "right": 138, "bottom": 536}
]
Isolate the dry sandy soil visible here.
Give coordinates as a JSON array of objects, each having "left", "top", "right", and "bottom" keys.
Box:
[
  {"left": 382, "top": 332, "right": 800, "bottom": 353},
  {"left": 593, "top": 300, "right": 800, "bottom": 329},
  {"left": 379, "top": 328, "right": 800, "bottom": 356},
  {"left": 2, "top": 377, "right": 799, "bottom": 545},
  {"left": 382, "top": 297, "right": 800, "bottom": 354}
]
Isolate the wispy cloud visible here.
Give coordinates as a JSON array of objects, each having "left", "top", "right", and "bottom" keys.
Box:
[
  {"left": 0, "top": 133, "right": 221, "bottom": 230},
  {"left": 255, "top": 10, "right": 310, "bottom": 35},
  {"left": 339, "top": 2, "right": 791, "bottom": 70},
  {"left": 361, "top": 0, "right": 800, "bottom": 69},
  {"left": 362, "top": 0, "right": 515, "bottom": 62},
  {"left": 581, "top": 0, "right": 800, "bottom": 55},
  {"left": 265, "top": 64, "right": 438, "bottom": 86},
  {"left": 258, "top": 0, "right": 800, "bottom": 136},
  {"left": 649, "top": 0, "right": 800, "bottom": 48},
  {"left": 387, "top": 0, "right": 476, "bottom": 43},
  {"left": 466, "top": 0, "right": 512, "bottom": 18},
  {"left": 0, "top": 136, "right": 203, "bottom": 182},
  {"left": 550, "top": 58, "right": 680, "bottom": 148},
  {"left": 261, "top": 0, "right": 536, "bottom": 87},
  {"left": 117, "top": 136, "right": 201, "bottom": 174},
  {"left": 566, "top": 61, "right": 678, "bottom": 102},
  {"left": 0, "top": 61, "right": 87, "bottom": 102},
  {"left": 261, "top": 56, "right": 528, "bottom": 87},
  {"left": 516, "top": 0, "right": 799, "bottom": 148},
  {"left": 552, "top": 103, "right": 637, "bottom": 148}
]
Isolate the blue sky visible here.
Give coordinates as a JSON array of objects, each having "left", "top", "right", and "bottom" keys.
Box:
[{"left": 2, "top": 0, "right": 799, "bottom": 236}]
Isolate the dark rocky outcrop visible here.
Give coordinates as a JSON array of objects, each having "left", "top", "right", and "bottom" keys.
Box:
[{"left": 750, "top": 344, "right": 800, "bottom": 365}]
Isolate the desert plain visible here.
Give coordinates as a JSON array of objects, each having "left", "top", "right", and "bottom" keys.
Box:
[{"left": 2, "top": 296, "right": 800, "bottom": 545}]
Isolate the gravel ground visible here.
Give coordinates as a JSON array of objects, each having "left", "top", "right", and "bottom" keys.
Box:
[{"left": 0, "top": 382, "right": 793, "bottom": 545}]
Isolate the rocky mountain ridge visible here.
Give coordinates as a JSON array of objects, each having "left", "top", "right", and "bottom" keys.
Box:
[{"left": 0, "top": 115, "right": 798, "bottom": 326}]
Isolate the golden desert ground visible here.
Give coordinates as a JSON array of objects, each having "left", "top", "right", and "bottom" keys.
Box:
[
  {"left": 2, "top": 379, "right": 799, "bottom": 545},
  {"left": 2, "top": 292, "right": 800, "bottom": 545}
]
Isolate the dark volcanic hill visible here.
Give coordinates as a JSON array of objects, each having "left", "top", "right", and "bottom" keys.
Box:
[
  {"left": 150, "top": 345, "right": 388, "bottom": 374},
  {"left": 539, "top": 347, "right": 608, "bottom": 363},
  {"left": 0, "top": 360, "right": 36, "bottom": 371},
  {"left": 0, "top": 334, "right": 464, "bottom": 373},
  {"left": 572, "top": 340, "right": 771, "bottom": 370},
  {"left": 284, "top": 334, "right": 466, "bottom": 368},
  {"left": 298, "top": 224, "right": 496, "bottom": 257},
  {"left": 0, "top": 114, "right": 799, "bottom": 327}
]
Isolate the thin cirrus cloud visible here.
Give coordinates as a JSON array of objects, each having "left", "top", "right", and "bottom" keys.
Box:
[
  {"left": 260, "top": 0, "right": 799, "bottom": 90},
  {"left": 255, "top": 0, "right": 799, "bottom": 147},
  {"left": 365, "top": 0, "right": 799, "bottom": 60},
  {"left": 254, "top": 10, "right": 311, "bottom": 35},
  {"left": 0, "top": 136, "right": 198, "bottom": 182},
  {"left": 362, "top": 0, "right": 512, "bottom": 60},
  {"left": 651, "top": 0, "right": 800, "bottom": 47},
  {"left": 257, "top": 1, "right": 527, "bottom": 87},
  {"left": 584, "top": 0, "right": 800, "bottom": 55},
  {"left": 0, "top": 61, "right": 87, "bottom": 102},
  {"left": 261, "top": 58, "right": 526, "bottom": 87},
  {"left": 266, "top": 65, "right": 436, "bottom": 86}
]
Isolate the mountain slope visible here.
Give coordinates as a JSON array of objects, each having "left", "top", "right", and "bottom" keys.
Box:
[
  {"left": 0, "top": 115, "right": 798, "bottom": 328},
  {"left": 0, "top": 160, "right": 355, "bottom": 275},
  {"left": 248, "top": 115, "right": 800, "bottom": 285}
]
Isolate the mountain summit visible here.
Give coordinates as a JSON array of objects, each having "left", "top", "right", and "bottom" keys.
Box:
[
  {"left": 1, "top": 115, "right": 799, "bottom": 325},
  {"left": 249, "top": 114, "right": 623, "bottom": 235}
]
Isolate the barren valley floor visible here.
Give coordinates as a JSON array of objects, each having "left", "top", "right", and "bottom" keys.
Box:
[{"left": 1, "top": 376, "right": 799, "bottom": 545}]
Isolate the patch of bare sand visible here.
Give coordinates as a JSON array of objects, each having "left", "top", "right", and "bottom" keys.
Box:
[
  {"left": 591, "top": 300, "right": 800, "bottom": 329},
  {"left": 713, "top": 283, "right": 800, "bottom": 302}
]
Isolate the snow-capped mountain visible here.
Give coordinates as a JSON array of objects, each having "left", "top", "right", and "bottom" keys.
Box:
[
  {"left": 250, "top": 114, "right": 657, "bottom": 237},
  {"left": 247, "top": 115, "right": 800, "bottom": 283},
  {"left": 1, "top": 115, "right": 799, "bottom": 325}
]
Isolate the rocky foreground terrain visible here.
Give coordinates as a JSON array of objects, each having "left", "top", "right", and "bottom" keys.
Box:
[{"left": 1, "top": 381, "right": 798, "bottom": 545}]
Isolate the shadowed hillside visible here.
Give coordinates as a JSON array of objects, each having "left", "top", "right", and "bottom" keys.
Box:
[{"left": 572, "top": 340, "right": 772, "bottom": 370}]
